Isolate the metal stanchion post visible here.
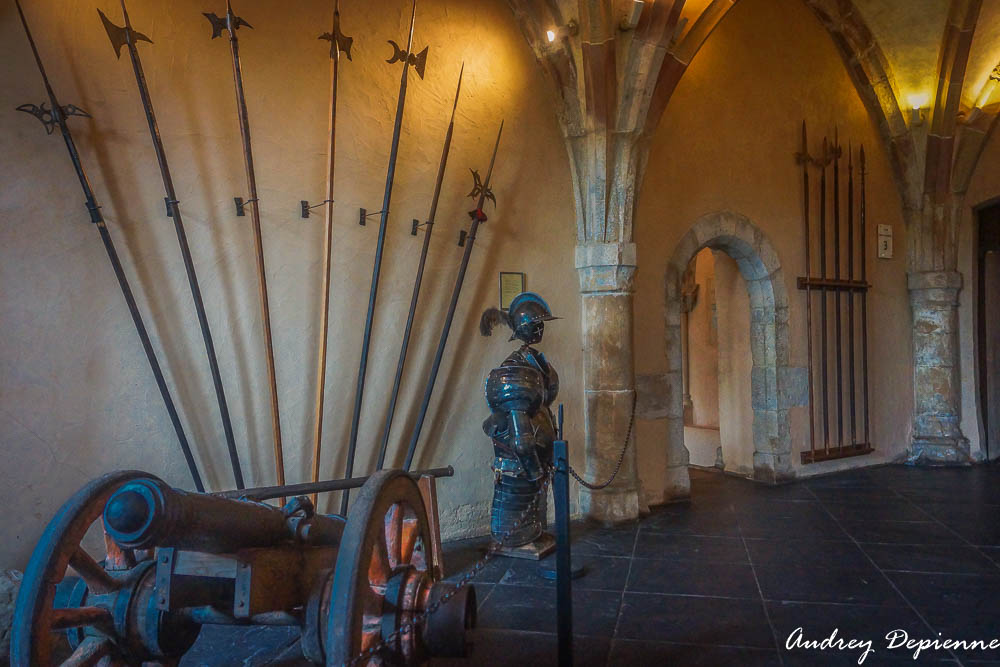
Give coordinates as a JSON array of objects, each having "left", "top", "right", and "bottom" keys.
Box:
[{"left": 552, "top": 404, "right": 573, "bottom": 667}]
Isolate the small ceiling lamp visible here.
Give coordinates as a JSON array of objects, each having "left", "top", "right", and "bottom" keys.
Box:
[
  {"left": 907, "top": 92, "right": 930, "bottom": 126},
  {"left": 545, "top": 19, "right": 578, "bottom": 43}
]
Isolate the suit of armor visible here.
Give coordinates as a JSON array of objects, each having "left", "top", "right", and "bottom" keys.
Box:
[{"left": 480, "top": 293, "right": 560, "bottom": 548}]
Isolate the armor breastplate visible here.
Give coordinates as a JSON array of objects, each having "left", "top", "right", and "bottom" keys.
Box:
[{"left": 483, "top": 345, "right": 559, "bottom": 467}]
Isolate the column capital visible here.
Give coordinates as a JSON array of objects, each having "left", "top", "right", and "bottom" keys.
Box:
[{"left": 575, "top": 242, "right": 637, "bottom": 293}]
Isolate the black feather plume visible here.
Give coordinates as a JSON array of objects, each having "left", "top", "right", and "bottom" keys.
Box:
[{"left": 480, "top": 307, "right": 511, "bottom": 336}]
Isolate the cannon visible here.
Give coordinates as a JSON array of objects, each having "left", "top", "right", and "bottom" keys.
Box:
[{"left": 10, "top": 468, "right": 475, "bottom": 665}]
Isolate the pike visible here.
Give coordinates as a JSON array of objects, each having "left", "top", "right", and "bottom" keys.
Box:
[
  {"left": 819, "top": 136, "right": 830, "bottom": 455},
  {"left": 341, "top": 0, "right": 428, "bottom": 513},
  {"left": 308, "top": 0, "right": 352, "bottom": 506},
  {"left": 204, "top": 2, "right": 285, "bottom": 489},
  {"left": 833, "top": 128, "right": 844, "bottom": 451},
  {"left": 860, "top": 145, "right": 870, "bottom": 445},
  {"left": 376, "top": 64, "right": 464, "bottom": 471},
  {"left": 100, "top": 0, "right": 244, "bottom": 489},
  {"left": 796, "top": 121, "right": 816, "bottom": 456},
  {"left": 12, "top": 0, "right": 203, "bottom": 490},
  {"left": 404, "top": 121, "right": 504, "bottom": 472}
]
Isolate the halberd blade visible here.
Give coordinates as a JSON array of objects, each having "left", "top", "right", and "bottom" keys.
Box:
[
  {"left": 98, "top": 8, "right": 151, "bottom": 59},
  {"left": 411, "top": 45, "right": 428, "bottom": 79},
  {"left": 319, "top": 23, "right": 352, "bottom": 60}
]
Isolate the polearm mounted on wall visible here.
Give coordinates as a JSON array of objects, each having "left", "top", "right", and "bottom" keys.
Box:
[
  {"left": 341, "top": 0, "right": 428, "bottom": 513},
  {"left": 204, "top": 2, "right": 286, "bottom": 490},
  {"left": 306, "top": 0, "right": 352, "bottom": 506},
  {"left": 376, "top": 64, "right": 464, "bottom": 471},
  {"left": 12, "top": 0, "right": 204, "bottom": 491},
  {"left": 403, "top": 121, "right": 504, "bottom": 472},
  {"left": 99, "top": 0, "right": 244, "bottom": 489}
]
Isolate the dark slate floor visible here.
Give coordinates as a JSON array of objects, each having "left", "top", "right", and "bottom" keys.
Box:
[{"left": 182, "top": 464, "right": 1000, "bottom": 666}]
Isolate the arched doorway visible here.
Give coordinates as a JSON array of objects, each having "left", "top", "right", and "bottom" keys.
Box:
[{"left": 665, "top": 211, "right": 796, "bottom": 484}]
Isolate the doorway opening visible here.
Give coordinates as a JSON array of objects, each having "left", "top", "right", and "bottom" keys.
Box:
[{"left": 681, "top": 248, "right": 754, "bottom": 476}]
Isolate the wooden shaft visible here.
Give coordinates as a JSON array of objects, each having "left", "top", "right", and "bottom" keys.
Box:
[
  {"left": 819, "top": 137, "right": 830, "bottom": 454},
  {"left": 847, "top": 145, "right": 857, "bottom": 445},
  {"left": 228, "top": 23, "right": 284, "bottom": 491},
  {"left": 311, "top": 0, "right": 344, "bottom": 506},
  {"left": 833, "top": 131, "right": 844, "bottom": 450},
  {"left": 800, "top": 121, "right": 816, "bottom": 456},
  {"left": 860, "top": 145, "right": 870, "bottom": 444}
]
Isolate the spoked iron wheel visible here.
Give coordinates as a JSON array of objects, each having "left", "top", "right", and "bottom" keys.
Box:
[
  {"left": 324, "top": 470, "right": 439, "bottom": 666},
  {"left": 11, "top": 470, "right": 160, "bottom": 665}
]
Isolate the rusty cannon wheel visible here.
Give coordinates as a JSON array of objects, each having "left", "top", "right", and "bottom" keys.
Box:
[
  {"left": 307, "top": 470, "right": 475, "bottom": 666},
  {"left": 10, "top": 470, "right": 199, "bottom": 666}
]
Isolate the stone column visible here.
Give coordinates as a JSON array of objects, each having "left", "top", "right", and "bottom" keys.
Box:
[
  {"left": 907, "top": 270, "right": 971, "bottom": 463},
  {"left": 575, "top": 242, "right": 640, "bottom": 523}
]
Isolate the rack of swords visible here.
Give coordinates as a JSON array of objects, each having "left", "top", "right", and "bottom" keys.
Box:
[{"left": 796, "top": 122, "right": 874, "bottom": 464}]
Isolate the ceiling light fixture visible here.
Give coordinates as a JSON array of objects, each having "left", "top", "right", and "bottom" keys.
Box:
[
  {"left": 907, "top": 92, "right": 930, "bottom": 126},
  {"left": 545, "top": 19, "right": 578, "bottom": 43}
]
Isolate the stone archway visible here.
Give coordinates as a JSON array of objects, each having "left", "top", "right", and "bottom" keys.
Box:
[{"left": 665, "top": 211, "right": 798, "bottom": 485}]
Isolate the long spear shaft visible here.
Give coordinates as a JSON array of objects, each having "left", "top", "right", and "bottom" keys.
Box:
[
  {"left": 205, "top": 2, "right": 285, "bottom": 489},
  {"left": 404, "top": 121, "right": 504, "bottom": 472},
  {"left": 310, "top": 0, "right": 352, "bottom": 506},
  {"left": 103, "top": 0, "right": 243, "bottom": 489},
  {"left": 341, "top": 0, "right": 425, "bottom": 513},
  {"left": 13, "top": 0, "right": 203, "bottom": 491},
  {"left": 833, "top": 129, "right": 844, "bottom": 451},
  {"left": 797, "top": 121, "right": 816, "bottom": 458},
  {"left": 376, "top": 64, "right": 464, "bottom": 471}
]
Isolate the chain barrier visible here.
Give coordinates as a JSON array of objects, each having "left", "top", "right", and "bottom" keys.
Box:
[
  {"left": 345, "top": 473, "right": 552, "bottom": 666},
  {"left": 567, "top": 391, "right": 636, "bottom": 490}
]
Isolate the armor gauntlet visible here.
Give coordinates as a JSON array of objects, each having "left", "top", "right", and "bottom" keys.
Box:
[{"left": 509, "top": 410, "right": 544, "bottom": 481}]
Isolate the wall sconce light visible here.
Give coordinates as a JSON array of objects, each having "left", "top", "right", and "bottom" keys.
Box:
[
  {"left": 907, "top": 92, "right": 930, "bottom": 126},
  {"left": 620, "top": 0, "right": 645, "bottom": 31},
  {"left": 546, "top": 19, "right": 578, "bottom": 43}
]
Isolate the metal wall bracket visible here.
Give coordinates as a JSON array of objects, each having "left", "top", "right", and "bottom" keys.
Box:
[
  {"left": 457, "top": 229, "right": 467, "bottom": 247},
  {"left": 165, "top": 197, "right": 178, "bottom": 218},
  {"left": 359, "top": 208, "right": 382, "bottom": 226},
  {"left": 300, "top": 199, "right": 332, "bottom": 219},
  {"left": 411, "top": 219, "right": 430, "bottom": 236},
  {"left": 234, "top": 196, "right": 258, "bottom": 217}
]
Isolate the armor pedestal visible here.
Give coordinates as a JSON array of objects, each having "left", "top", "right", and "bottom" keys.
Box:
[{"left": 493, "top": 532, "right": 555, "bottom": 560}]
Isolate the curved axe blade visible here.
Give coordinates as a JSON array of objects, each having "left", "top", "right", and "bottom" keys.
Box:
[
  {"left": 319, "top": 23, "right": 352, "bottom": 60},
  {"left": 203, "top": 6, "right": 251, "bottom": 39},
  {"left": 16, "top": 101, "right": 90, "bottom": 134},
  {"left": 386, "top": 40, "right": 428, "bottom": 78},
  {"left": 98, "top": 8, "right": 151, "bottom": 59}
]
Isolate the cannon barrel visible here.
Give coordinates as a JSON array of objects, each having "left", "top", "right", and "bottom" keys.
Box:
[{"left": 104, "top": 478, "right": 345, "bottom": 553}]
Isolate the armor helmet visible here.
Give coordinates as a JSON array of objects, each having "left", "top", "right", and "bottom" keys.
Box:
[{"left": 507, "top": 292, "right": 559, "bottom": 344}]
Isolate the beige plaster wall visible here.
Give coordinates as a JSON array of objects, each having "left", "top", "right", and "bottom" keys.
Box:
[
  {"left": 687, "top": 248, "right": 720, "bottom": 429},
  {"left": 959, "top": 123, "right": 1000, "bottom": 460},
  {"left": 632, "top": 0, "right": 914, "bottom": 505},
  {"left": 714, "top": 251, "right": 755, "bottom": 476},
  {"left": 0, "top": 0, "right": 581, "bottom": 569}
]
